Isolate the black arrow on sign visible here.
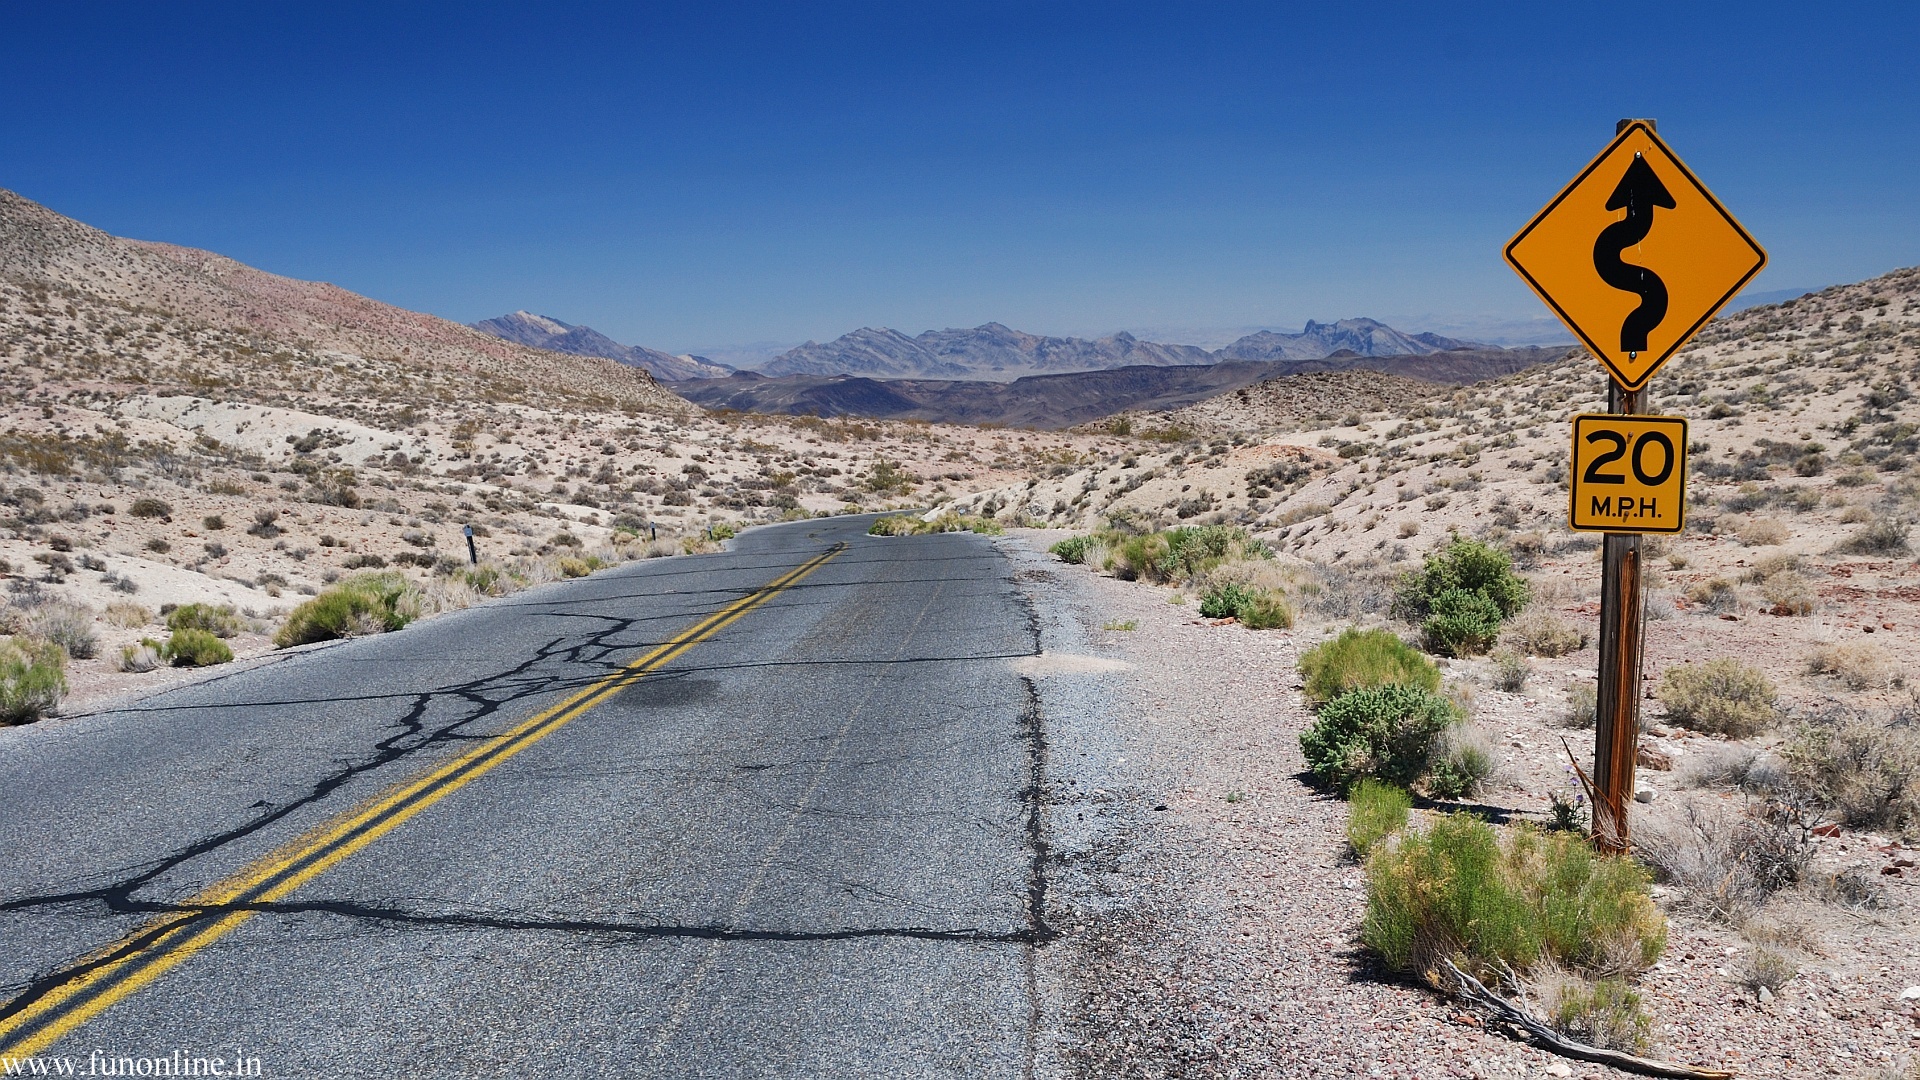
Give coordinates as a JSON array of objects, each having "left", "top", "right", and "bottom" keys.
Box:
[{"left": 1592, "top": 153, "right": 1677, "bottom": 353}]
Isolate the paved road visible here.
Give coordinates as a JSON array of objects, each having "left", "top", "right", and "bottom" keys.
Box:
[{"left": 0, "top": 516, "right": 1050, "bottom": 1078}]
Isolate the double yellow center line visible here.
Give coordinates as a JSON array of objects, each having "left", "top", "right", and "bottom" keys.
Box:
[{"left": 0, "top": 543, "right": 843, "bottom": 1056}]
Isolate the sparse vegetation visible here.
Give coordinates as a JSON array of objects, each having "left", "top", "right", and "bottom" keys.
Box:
[
  {"left": 868, "top": 511, "right": 1003, "bottom": 536},
  {"left": 1784, "top": 707, "right": 1920, "bottom": 836},
  {"left": 1500, "top": 610, "right": 1587, "bottom": 658},
  {"left": 1346, "top": 779, "right": 1411, "bottom": 857},
  {"left": 1656, "top": 658, "right": 1777, "bottom": 736},
  {"left": 0, "top": 636, "right": 67, "bottom": 723},
  {"left": 1804, "top": 640, "right": 1901, "bottom": 690},
  {"left": 1300, "top": 684, "right": 1461, "bottom": 793},
  {"left": 1523, "top": 964, "right": 1652, "bottom": 1053},
  {"left": 163, "top": 628, "right": 233, "bottom": 667},
  {"left": 1362, "top": 813, "right": 1665, "bottom": 984},
  {"left": 274, "top": 572, "right": 421, "bottom": 648},
  {"left": 167, "top": 603, "right": 245, "bottom": 639},
  {"left": 1836, "top": 515, "right": 1911, "bottom": 555},
  {"left": 1395, "top": 537, "right": 1529, "bottom": 658},
  {"left": 1297, "top": 627, "right": 1440, "bottom": 704}
]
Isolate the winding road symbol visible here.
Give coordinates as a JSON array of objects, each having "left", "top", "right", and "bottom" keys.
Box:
[
  {"left": 1504, "top": 122, "right": 1766, "bottom": 391},
  {"left": 1593, "top": 154, "right": 1676, "bottom": 353}
]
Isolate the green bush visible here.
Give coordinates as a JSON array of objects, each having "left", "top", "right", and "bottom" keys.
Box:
[
  {"left": 1396, "top": 536, "right": 1530, "bottom": 657},
  {"left": 274, "top": 572, "right": 420, "bottom": 648},
  {"left": 0, "top": 637, "right": 67, "bottom": 724},
  {"left": 1049, "top": 535, "right": 1094, "bottom": 564},
  {"left": 1107, "top": 525, "right": 1267, "bottom": 584},
  {"left": 1200, "top": 582, "right": 1255, "bottom": 619},
  {"left": 1362, "top": 813, "right": 1665, "bottom": 984},
  {"left": 167, "top": 602, "right": 245, "bottom": 639},
  {"left": 1237, "top": 590, "right": 1294, "bottom": 630},
  {"left": 1298, "top": 627, "right": 1440, "bottom": 704},
  {"left": 1300, "top": 685, "right": 1461, "bottom": 793},
  {"left": 1422, "top": 586, "right": 1505, "bottom": 658},
  {"left": 1657, "top": 658, "right": 1777, "bottom": 736},
  {"left": 164, "top": 628, "right": 233, "bottom": 667},
  {"left": 1347, "top": 779, "right": 1412, "bottom": 857}
]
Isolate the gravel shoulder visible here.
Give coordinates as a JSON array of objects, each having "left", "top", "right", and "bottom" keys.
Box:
[{"left": 1003, "top": 531, "right": 1920, "bottom": 1080}]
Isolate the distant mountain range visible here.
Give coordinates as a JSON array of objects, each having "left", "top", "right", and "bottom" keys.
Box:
[
  {"left": 469, "top": 311, "right": 735, "bottom": 381},
  {"left": 471, "top": 312, "right": 1498, "bottom": 384},
  {"left": 673, "top": 346, "right": 1566, "bottom": 430}
]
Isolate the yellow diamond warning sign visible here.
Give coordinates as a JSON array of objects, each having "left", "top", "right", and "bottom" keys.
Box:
[
  {"left": 1506, "top": 122, "right": 1765, "bottom": 391},
  {"left": 1569, "top": 414, "right": 1689, "bottom": 533}
]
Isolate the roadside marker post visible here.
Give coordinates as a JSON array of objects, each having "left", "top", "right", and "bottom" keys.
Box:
[
  {"left": 1505, "top": 119, "right": 1764, "bottom": 853},
  {"left": 464, "top": 523, "right": 478, "bottom": 566}
]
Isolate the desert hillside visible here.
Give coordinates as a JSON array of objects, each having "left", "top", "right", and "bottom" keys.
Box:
[{"left": 0, "top": 190, "right": 1124, "bottom": 706}]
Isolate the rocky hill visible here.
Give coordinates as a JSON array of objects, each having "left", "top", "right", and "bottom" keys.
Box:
[
  {"left": 470, "top": 311, "right": 734, "bottom": 381},
  {"left": 761, "top": 323, "right": 1217, "bottom": 380},
  {"left": 1214, "top": 318, "right": 1482, "bottom": 361},
  {"left": 674, "top": 346, "right": 1560, "bottom": 428}
]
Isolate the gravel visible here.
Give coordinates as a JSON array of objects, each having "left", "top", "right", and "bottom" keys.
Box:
[{"left": 1002, "top": 532, "right": 1920, "bottom": 1080}]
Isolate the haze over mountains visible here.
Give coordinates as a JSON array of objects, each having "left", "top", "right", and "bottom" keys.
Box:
[{"left": 471, "top": 312, "right": 1497, "bottom": 384}]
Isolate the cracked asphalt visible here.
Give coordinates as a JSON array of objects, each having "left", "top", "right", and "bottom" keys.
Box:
[{"left": 0, "top": 515, "right": 1053, "bottom": 1077}]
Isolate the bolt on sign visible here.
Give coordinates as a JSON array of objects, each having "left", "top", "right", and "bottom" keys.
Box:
[
  {"left": 1568, "top": 414, "right": 1688, "bottom": 533},
  {"left": 1504, "top": 121, "right": 1766, "bottom": 391}
]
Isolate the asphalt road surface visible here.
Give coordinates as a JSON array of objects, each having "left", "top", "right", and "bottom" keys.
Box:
[{"left": 0, "top": 515, "right": 1052, "bottom": 1078}]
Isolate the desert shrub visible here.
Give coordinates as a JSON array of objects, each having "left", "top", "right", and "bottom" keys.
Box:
[
  {"left": 1422, "top": 586, "right": 1505, "bottom": 658},
  {"left": 1836, "top": 515, "right": 1911, "bottom": 555},
  {"left": 1680, "top": 744, "right": 1784, "bottom": 792},
  {"left": 1524, "top": 965, "right": 1651, "bottom": 1053},
  {"left": 274, "top": 572, "right": 420, "bottom": 648},
  {"left": 163, "top": 628, "right": 233, "bottom": 667},
  {"left": 1346, "top": 779, "right": 1411, "bottom": 857},
  {"left": 556, "top": 556, "right": 592, "bottom": 578},
  {"left": 1394, "top": 535, "right": 1530, "bottom": 622},
  {"left": 1784, "top": 709, "right": 1920, "bottom": 835},
  {"left": 1488, "top": 648, "right": 1528, "bottom": 692},
  {"left": 1363, "top": 814, "right": 1664, "bottom": 984},
  {"left": 117, "top": 639, "right": 163, "bottom": 673},
  {"left": 103, "top": 601, "right": 153, "bottom": 629},
  {"left": 1296, "top": 563, "right": 1396, "bottom": 619},
  {"left": 1236, "top": 590, "right": 1294, "bottom": 630},
  {"left": 343, "top": 553, "right": 387, "bottom": 569},
  {"left": 1049, "top": 535, "right": 1093, "bottom": 564},
  {"left": 1107, "top": 525, "right": 1266, "bottom": 585},
  {"left": 1638, "top": 801, "right": 1809, "bottom": 923},
  {"left": 1685, "top": 577, "right": 1746, "bottom": 614},
  {"left": 202, "top": 515, "right": 226, "bottom": 531},
  {"left": 1736, "top": 516, "right": 1788, "bottom": 546},
  {"left": 1734, "top": 947, "right": 1798, "bottom": 995},
  {"left": 869, "top": 512, "right": 1002, "bottom": 537},
  {"left": 1804, "top": 640, "right": 1901, "bottom": 690},
  {"left": 1758, "top": 571, "right": 1815, "bottom": 616},
  {"left": 1657, "top": 659, "right": 1777, "bottom": 736},
  {"left": 1500, "top": 610, "right": 1587, "bottom": 657},
  {"left": 708, "top": 521, "right": 738, "bottom": 540},
  {"left": 1298, "top": 627, "right": 1440, "bottom": 704},
  {"left": 1199, "top": 582, "right": 1254, "bottom": 619},
  {"left": 26, "top": 602, "right": 98, "bottom": 660},
  {"left": 167, "top": 603, "right": 244, "bottom": 639},
  {"left": 1300, "top": 685, "right": 1460, "bottom": 793},
  {"left": 1564, "top": 681, "right": 1597, "bottom": 727},
  {"left": 127, "top": 497, "right": 172, "bottom": 519},
  {"left": 0, "top": 637, "right": 67, "bottom": 723},
  {"left": 1427, "top": 723, "right": 1499, "bottom": 799}
]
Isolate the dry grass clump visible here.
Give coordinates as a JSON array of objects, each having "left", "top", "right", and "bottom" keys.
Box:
[
  {"left": 1637, "top": 801, "right": 1809, "bottom": 924},
  {"left": 1684, "top": 577, "right": 1749, "bottom": 615},
  {"left": 1804, "top": 640, "right": 1902, "bottom": 690},
  {"left": 1520, "top": 962, "right": 1652, "bottom": 1053},
  {"left": 1784, "top": 707, "right": 1920, "bottom": 836},
  {"left": 1733, "top": 946, "right": 1799, "bottom": 996},
  {"left": 1500, "top": 610, "right": 1587, "bottom": 657},
  {"left": 1757, "top": 570, "right": 1816, "bottom": 616},
  {"left": 23, "top": 601, "right": 98, "bottom": 660},
  {"left": 1679, "top": 743, "right": 1784, "bottom": 791},
  {"left": 1735, "top": 516, "right": 1790, "bottom": 546},
  {"left": 1656, "top": 658, "right": 1777, "bottom": 736},
  {"left": 1836, "top": 515, "right": 1911, "bottom": 555},
  {"left": 102, "top": 601, "right": 153, "bottom": 629}
]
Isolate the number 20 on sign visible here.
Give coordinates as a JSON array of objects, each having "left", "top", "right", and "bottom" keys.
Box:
[{"left": 1568, "top": 414, "right": 1688, "bottom": 534}]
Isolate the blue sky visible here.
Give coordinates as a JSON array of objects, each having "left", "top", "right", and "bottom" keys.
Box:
[{"left": 3, "top": 2, "right": 1916, "bottom": 357}]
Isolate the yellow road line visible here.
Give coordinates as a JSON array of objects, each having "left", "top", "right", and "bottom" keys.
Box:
[{"left": 0, "top": 543, "right": 843, "bottom": 1056}]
